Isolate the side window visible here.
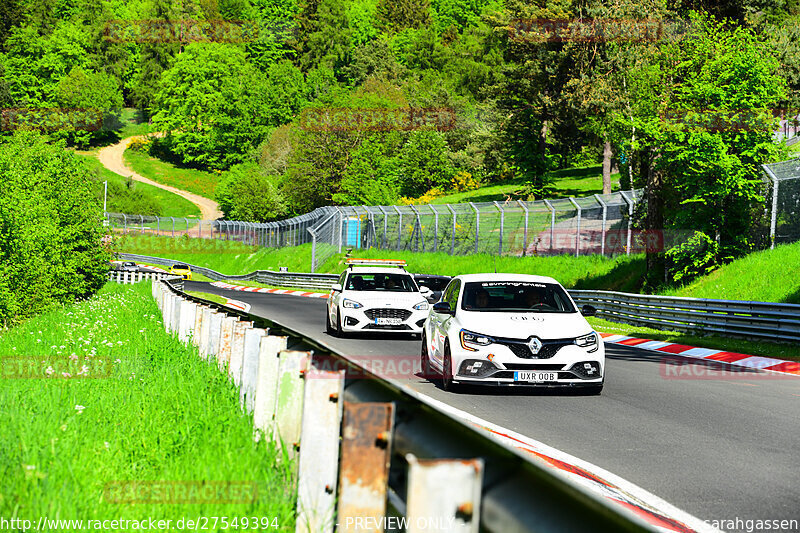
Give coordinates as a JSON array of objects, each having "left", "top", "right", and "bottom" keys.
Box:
[
  {"left": 339, "top": 272, "right": 347, "bottom": 286},
  {"left": 445, "top": 280, "right": 460, "bottom": 309}
]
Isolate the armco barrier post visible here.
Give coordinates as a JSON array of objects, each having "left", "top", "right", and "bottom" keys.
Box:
[
  {"left": 273, "top": 350, "right": 310, "bottom": 459},
  {"left": 206, "top": 311, "right": 225, "bottom": 362},
  {"left": 253, "top": 336, "right": 288, "bottom": 440},
  {"left": 229, "top": 320, "right": 253, "bottom": 387},
  {"left": 295, "top": 366, "right": 346, "bottom": 533},
  {"left": 192, "top": 305, "right": 206, "bottom": 348},
  {"left": 240, "top": 328, "right": 267, "bottom": 413},
  {"left": 178, "top": 300, "right": 197, "bottom": 343},
  {"left": 198, "top": 307, "right": 213, "bottom": 358},
  {"left": 405, "top": 456, "right": 484, "bottom": 533},
  {"left": 337, "top": 403, "right": 395, "bottom": 532},
  {"left": 217, "top": 316, "right": 237, "bottom": 372},
  {"left": 170, "top": 295, "right": 182, "bottom": 333}
]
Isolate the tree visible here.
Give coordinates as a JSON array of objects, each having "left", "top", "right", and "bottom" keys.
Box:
[
  {"left": 0, "top": 132, "right": 109, "bottom": 325},
  {"left": 151, "top": 43, "right": 273, "bottom": 169},
  {"left": 54, "top": 66, "right": 123, "bottom": 146},
  {"left": 397, "top": 131, "right": 457, "bottom": 197},
  {"left": 334, "top": 134, "right": 403, "bottom": 205},
  {"left": 215, "top": 163, "right": 288, "bottom": 221},
  {"left": 376, "top": 0, "right": 431, "bottom": 33}
]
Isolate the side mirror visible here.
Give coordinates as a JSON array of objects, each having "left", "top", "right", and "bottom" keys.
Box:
[
  {"left": 581, "top": 304, "right": 597, "bottom": 317},
  {"left": 419, "top": 285, "right": 431, "bottom": 294},
  {"left": 432, "top": 302, "right": 455, "bottom": 316},
  {"left": 331, "top": 283, "right": 342, "bottom": 292}
]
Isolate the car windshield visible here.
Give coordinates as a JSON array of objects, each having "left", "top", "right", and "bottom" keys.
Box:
[
  {"left": 346, "top": 273, "right": 418, "bottom": 292},
  {"left": 461, "top": 281, "right": 576, "bottom": 313},
  {"left": 173, "top": 264, "right": 189, "bottom": 270},
  {"left": 417, "top": 277, "right": 450, "bottom": 291}
]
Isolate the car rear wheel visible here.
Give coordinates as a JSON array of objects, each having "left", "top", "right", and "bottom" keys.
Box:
[
  {"left": 442, "top": 345, "right": 457, "bottom": 392},
  {"left": 420, "top": 334, "right": 436, "bottom": 383},
  {"left": 325, "top": 308, "right": 334, "bottom": 335}
]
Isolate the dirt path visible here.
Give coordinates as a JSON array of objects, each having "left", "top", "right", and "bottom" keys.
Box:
[{"left": 97, "top": 136, "right": 223, "bottom": 220}]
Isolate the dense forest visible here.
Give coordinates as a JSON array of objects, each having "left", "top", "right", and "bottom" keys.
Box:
[{"left": 1, "top": 0, "right": 799, "bottom": 284}]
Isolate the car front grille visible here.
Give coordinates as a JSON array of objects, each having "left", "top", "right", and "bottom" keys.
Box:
[
  {"left": 495, "top": 338, "right": 574, "bottom": 360},
  {"left": 364, "top": 308, "right": 412, "bottom": 321}
]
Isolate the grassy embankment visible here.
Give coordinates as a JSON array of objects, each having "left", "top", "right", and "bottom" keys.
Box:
[
  {"left": 0, "top": 282, "right": 296, "bottom": 528},
  {"left": 432, "top": 165, "right": 622, "bottom": 204},
  {"left": 124, "top": 149, "right": 220, "bottom": 200}
]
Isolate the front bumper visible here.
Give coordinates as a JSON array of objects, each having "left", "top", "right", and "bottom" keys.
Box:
[
  {"left": 339, "top": 306, "right": 428, "bottom": 333},
  {"left": 450, "top": 342, "right": 604, "bottom": 386}
]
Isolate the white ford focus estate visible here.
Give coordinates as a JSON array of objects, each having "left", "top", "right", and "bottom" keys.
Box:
[
  {"left": 327, "top": 259, "right": 430, "bottom": 337},
  {"left": 421, "top": 274, "right": 604, "bottom": 393}
]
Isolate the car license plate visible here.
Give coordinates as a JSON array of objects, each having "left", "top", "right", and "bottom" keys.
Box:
[
  {"left": 514, "top": 371, "right": 557, "bottom": 382},
  {"left": 376, "top": 317, "right": 402, "bottom": 325}
]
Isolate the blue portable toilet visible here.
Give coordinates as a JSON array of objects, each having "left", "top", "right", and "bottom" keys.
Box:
[{"left": 345, "top": 217, "right": 361, "bottom": 248}]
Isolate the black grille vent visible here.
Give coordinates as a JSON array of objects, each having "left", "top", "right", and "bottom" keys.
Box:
[
  {"left": 496, "top": 338, "right": 574, "bottom": 360},
  {"left": 365, "top": 308, "right": 412, "bottom": 321}
]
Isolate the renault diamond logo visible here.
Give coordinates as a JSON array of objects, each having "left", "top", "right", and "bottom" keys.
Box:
[{"left": 527, "top": 337, "right": 542, "bottom": 355}]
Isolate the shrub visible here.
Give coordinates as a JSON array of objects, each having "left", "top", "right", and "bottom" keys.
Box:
[{"left": 0, "top": 132, "right": 109, "bottom": 325}]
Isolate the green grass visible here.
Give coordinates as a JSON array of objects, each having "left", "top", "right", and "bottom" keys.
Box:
[
  {"left": 124, "top": 149, "right": 221, "bottom": 200},
  {"left": 0, "top": 282, "right": 295, "bottom": 529},
  {"left": 186, "top": 290, "right": 229, "bottom": 306},
  {"left": 588, "top": 316, "right": 800, "bottom": 362},
  {"left": 116, "top": 108, "right": 151, "bottom": 139},
  {"left": 79, "top": 153, "right": 201, "bottom": 218},
  {"left": 664, "top": 240, "right": 800, "bottom": 304},
  {"left": 432, "top": 165, "right": 622, "bottom": 204}
]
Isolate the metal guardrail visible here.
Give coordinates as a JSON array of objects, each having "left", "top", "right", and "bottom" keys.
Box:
[
  {"left": 117, "top": 253, "right": 338, "bottom": 290},
  {"left": 570, "top": 290, "right": 800, "bottom": 342},
  {"left": 121, "top": 253, "right": 800, "bottom": 342},
  {"left": 152, "top": 277, "right": 660, "bottom": 533}
]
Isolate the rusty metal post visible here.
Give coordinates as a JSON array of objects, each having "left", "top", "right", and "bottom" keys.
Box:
[
  {"left": 273, "top": 351, "right": 311, "bottom": 459},
  {"left": 253, "top": 335, "right": 288, "bottom": 439},
  {"left": 240, "top": 327, "right": 267, "bottom": 412},
  {"left": 337, "top": 402, "right": 395, "bottom": 533},
  {"left": 405, "top": 455, "right": 484, "bottom": 533},
  {"left": 295, "top": 366, "right": 346, "bottom": 533}
]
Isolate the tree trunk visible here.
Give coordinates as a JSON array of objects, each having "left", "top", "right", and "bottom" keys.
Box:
[
  {"left": 644, "top": 148, "right": 666, "bottom": 288},
  {"left": 602, "top": 140, "right": 612, "bottom": 194}
]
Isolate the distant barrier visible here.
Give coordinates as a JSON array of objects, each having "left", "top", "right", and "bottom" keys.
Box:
[{"left": 571, "top": 290, "right": 800, "bottom": 342}]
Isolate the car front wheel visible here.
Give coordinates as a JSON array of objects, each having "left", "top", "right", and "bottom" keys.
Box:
[{"left": 325, "top": 308, "right": 334, "bottom": 335}]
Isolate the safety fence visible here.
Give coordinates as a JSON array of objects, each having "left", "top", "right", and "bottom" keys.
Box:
[
  {"left": 150, "top": 276, "right": 662, "bottom": 533},
  {"left": 107, "top": 270, "right": 181, "bottom": 285},
  {"left": 762, "top": 157, "right": 800, "bottom": 247},
  {"left": 106, "top": 189, "right": 644, "bottom": 272},
  {"left": 570, "top": 290, "right": 800, "bottom": 342}
]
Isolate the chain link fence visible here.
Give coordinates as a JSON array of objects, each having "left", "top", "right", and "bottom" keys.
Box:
[
  {"left": 306, "top": 190, "right": 642, "bottom": 271},
  {"left": 106, "top": 191, "right": 644, "bottom": 272},
  {"left": 762, "top": 157, "right": 800, "bottom": 247}
]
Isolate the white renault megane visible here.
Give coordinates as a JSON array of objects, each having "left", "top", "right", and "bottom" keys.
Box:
[{"left": 421, "top": 273, "right": 604, "bottom": 393}]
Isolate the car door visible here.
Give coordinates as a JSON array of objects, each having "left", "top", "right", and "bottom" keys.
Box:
[
  {"left": 330, "top": 271, "right": 347, "bottom": 323},
  {"left": 431, "top": 279, "right": 460, "bottom": 366}
]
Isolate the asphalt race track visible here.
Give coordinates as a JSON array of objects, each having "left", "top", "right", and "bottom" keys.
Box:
[{"left": 186, "top": 281, "right": 800, "bottom": 526}]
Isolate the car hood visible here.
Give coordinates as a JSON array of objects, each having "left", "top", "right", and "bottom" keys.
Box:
[
  {"left": 456, "top": 310, "right": 592, "bottom": 340},
  {"left": 344, "top": 292, "right": 426, "bottom": 307}
]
